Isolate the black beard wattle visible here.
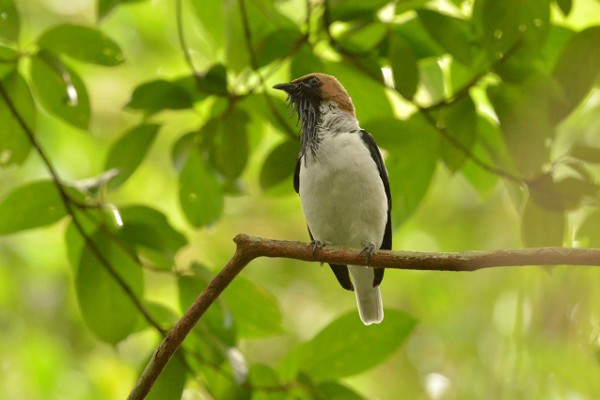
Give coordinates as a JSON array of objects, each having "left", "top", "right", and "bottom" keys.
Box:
[{"left": 286, "top": 93, "right": 321, "bottom": 158}]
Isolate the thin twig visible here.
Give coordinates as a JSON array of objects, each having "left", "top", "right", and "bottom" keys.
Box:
[
  {"left": 128, "top": 233, "right": 600, "bottom": 399},
  {"left": 175, "top": 0, "right": 199, "bottom": 77}
]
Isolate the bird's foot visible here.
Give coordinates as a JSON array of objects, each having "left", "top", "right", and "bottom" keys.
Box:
[
  {"left": 359, "top": 242, "right": 376, "bottom": 267},
  {"left": 308, "top": 240, "right": 327, "bottom": 262}
]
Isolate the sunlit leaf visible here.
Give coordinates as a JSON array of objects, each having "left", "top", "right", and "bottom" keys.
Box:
[
  {"left": 0, "top": 70, "right": 34, "bottom": 166},
  {"left": 117, "top": 205, "right": 187, "bottom": 270},
  {"left": 223, "top": 275, "right": 283, "bottom": 338},
  {"left": 388, "top": 33, "right": 419, "bottom": 100},
  {"left": 0, "top": 0, "right": 19, "bottom": 42},
  {"left": 256, "top": 28, "right": 303, "bottom": 68},
  {"left": 575, "top": 211, "right": 600, "bottom": 248},
  {"left": 364, "top": 115, "right": 439, "bottom": 224},
  {"left": 419, "top": 58, "right": 446, "bottom": 104},
  {"left": 76, "top": 232, "right": 143, "bottom": 343},
  {"left": 0, "top": 180, "right": 67, "bottom": 234},
  {"left": 551, "top": 26, "right": 600, "bottom": 123},
  {"left": 125, "top": 79, "right": 193, "bottom": 114},
  {"left": 280, "top": 309, "right": 415, "bottom": 381},
  {"left": 417, "top": 9, "right": 474, "bottom": 65},
  {"left": 105, "top": 123, "right": 160, "bottom": 189},
  {"left": 179, "top": 149, "right": 224, "bottom": 227},
  {"left": 260, "top": 139, "right": 299, "bottom": 191},
  {"left": 291, "top": 45, "right": 325, "bottom": 79},
  {"left": 38, "top": 23, "right": 124, "bottom": 66},
  {"left": 30, "top": 51, "right": 90, "bottom": 129},
  {"left": 336, "top": 22, "right": 387, "bottom": 54},
  {"left": 521, "top": 197, "right": 565, "bottom": 247}
]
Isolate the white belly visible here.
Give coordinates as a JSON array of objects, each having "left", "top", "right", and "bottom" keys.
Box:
[{"left": 299, "top": 132, "right": 388, "bottom": 249}]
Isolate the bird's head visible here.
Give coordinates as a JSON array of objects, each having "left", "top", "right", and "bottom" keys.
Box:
[{"left": 274, "top": 73, "right": 355, "bottom": 154}]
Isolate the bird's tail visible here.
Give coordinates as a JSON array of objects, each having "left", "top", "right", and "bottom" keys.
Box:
[{"left": 349, "top": 265, "right": 384, "bottom": 325}]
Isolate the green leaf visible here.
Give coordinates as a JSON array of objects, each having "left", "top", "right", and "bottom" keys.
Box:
[
  {"left": 392, "top": 18, "right": 445, "bottom": 59},
  {"left": 38, "top": 23, "right": 124, "bottom": 66},
  {"left": 291, "top": 45, "right": 325, "bottom": 80},
  {"left": 179, "top": 148, "right": 224, "bottom": 227},
  {"left": 223, "top": 276, "right": 283, "bottom": 338},
  {"left": 417, "top": 9, "right": 474, "bottom": 65},
  {"left": 126, "top": 79, "right": 193, "bottom": 114},
  {"left": 76, "top": 232, "right": 143, "bottom": 343},
  {"left": 473, "top": 0, "right": 550, "bottom": 60},
  {"left": 145, "top": 349, "right": 187, "bottom": 400},
  {"left": 317, "top": 382, "right": 366, "bottom": 400},
  {"left": 30, "top": 52, "right": 91, "bottom": 129},
  {"left": 554, "top": 0, "right": 572, "bottom": 17},
  {"left": 0, "top": 45, "right": 18, "bottom": 78},
  {"left": 210, "top": 108, "right": 250, "bottom": 182},
  {"left": 105, "top": 123, "right": 160, "bottom": 189},
  {"left": 364, "top": 115, "right": 439, "bottom": 224},
  {"left": 0, "top": 70, "right": 35, "bottom": 166},
  {"left": 260, "top": 139, "right": 299, "bottom": 191},
  {"left": 0, "top": 180, "right": 67, "bottom": 234},
  {"left": 571, "top": 144, "right": 600, "bottom": 164},
  {"left": 189, "top": 0, "right": 224, "bottom": 53},
  {"left": 336, "top": 22, "right": 388, "bottom": 54},
  {"left": 327, "top": 0, "right": 391, "bottom": 21},
  {"left": 281, "top": 309, "right": 415, "bottom": 381},
  {"left": 528, "top": 173, "right": 599, "bottom": 211},
  {"left": 439, "top": 96, "right": 478, "bottom": 172},
  {"left": 521, "top": 197, "right": 565, "bottom": 247},
  {"left": 256, "top": 28, "right": 303, "bottom": 68},
  {"left": 419, "top": 58, "right": 446, "bottom": 104},
  {"left": 199, "top": 64, "right": 228, "bottom": 95},
  {"left": 117, "top": 205, "right": 187, "bottom": 270},
  {"left": 388, "top": 33, "right": 419, "bottom": 100},
  {"left": 0, "top": 0, "right": 19, "bottom": 42},
  {"left": 551, "top": 26, "right": 600, "bottom": 123},
  {"left": 575, "top": 211, "right": 600, "bottom": 248}
]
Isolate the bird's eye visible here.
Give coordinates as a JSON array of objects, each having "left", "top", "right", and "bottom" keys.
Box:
[{"left": 308, "top": 77, "right": 319, "bottom": 86}]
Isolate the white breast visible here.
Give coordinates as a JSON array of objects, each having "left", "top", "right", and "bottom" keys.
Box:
[{"left": 298, "top": 120, "right": 388, "bottom": 249}]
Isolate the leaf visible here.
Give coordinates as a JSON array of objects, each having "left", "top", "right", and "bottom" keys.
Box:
[
  {"left": 260, "top": 139, "right": 299, "bottom": 191},
  {"left": 521, "top": 197, "right": 565, "bottom": 247},
  {"left": 528, "top": 173, "right": 599, "bottom": 211},
  {"left": 317, "top": 382, "right": 366, "bottom": 400},
  {"left": 419, "top": 58, "right": 446, "bottom": 104},
  {"left": 336, "top": 22, "right": 388, "bottom": 54},
  {"left": 554, "top": 0, "right": 572, "bottom": 17},
  {"left": 280, "top": 309, "right": 415, "bottom": 381},
  {"left": 105, "top": 123, "right": 160, "bottom": 189},
  {"left": 327, "top": 0, "right": 391, "bottom": 21},
  {"left": 0, "top": 70, "right": 35, "bottom": 166},
  {"left": 473, "top": 0, "right": 550, "bottom": 60},
  {"left": 76, "top": 232, "right": 143, "bottom": 343},
  {"left": 210, "top": 108, "right": 250, "bottom": 182},
  {"left": 417, "top": 9, "right": 474, "bottom": 65},
  {"left": 571, "top": 144, "right": 600, "bottom": 164},
  {"left": 189, "top": 0, "right": 224, "bottom": 52},
  {"left": 439, "top": 96, "right": 478, "bottom": 172},
  {"left": 29, "top": 51, "right": 91, "bottom": 129},
  {"left": 363, "top": 115, "right": 439, "bottom": 224},
  {"left": 223, "top": 276, "right": 283, "bottom": 338},
  {"left": 117, "top": 205, "right": 187, "bottom": 270},
  {"left": 0, "top": 0, "right": 19, "bottom": 42},
  {"left": 0, "top": 180, "right": 67, "bottom": 234},
  {"left": 38, "top": 23, "right": 124, "bottom": 66},
  {"left": 392, "top": 18, "right": 445, "bottom": 59},
  {"left": 145, "top": 349, "right": 187, "bottom": 400},
  {"left": 550, "top": 26, "right": 600, "bottom": 123},
  {"left": 199, "top": 64, "right": 228, "bottom": 95},
  {"left": 125, "top": 79, "right": 193, "bottom": 114},
  {"left": 255, "top": 28, "right": 303, "bottom": 68},
  {"left": 388, "top": 33, "right": 419, "bottom": 100},
  {"left": 0, "top": 45, "right": 18, "bottom": 78},
  {"left": 179, "top": 148, "right": 224, "bottom": 227}
]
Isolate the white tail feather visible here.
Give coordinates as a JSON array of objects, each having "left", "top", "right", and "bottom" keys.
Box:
[{"left": 349, "top": 265, "right": 384, "bottom": 325}]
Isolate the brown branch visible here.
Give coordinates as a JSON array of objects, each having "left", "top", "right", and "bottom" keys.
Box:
[{"left": 128, "top": 234, "right": 600, "bottom": 399}]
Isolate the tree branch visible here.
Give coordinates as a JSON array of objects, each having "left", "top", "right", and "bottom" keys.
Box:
[{"left": 128, "top": 234, "right": 600, "bottom": 399}]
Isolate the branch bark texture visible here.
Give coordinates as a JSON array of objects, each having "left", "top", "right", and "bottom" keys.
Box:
[{"left": 128, "top": 234, "right": 600, "bottom": 399}]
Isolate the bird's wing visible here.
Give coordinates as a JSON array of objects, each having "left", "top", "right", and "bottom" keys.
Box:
[
  {"left": 293, "top": 156, "right": 301, "bottom": 194},
  {"left": 360, "top": 129, "right": 392, "bottom": 287},
  {"left": 306, "top": 224, "right": 354, "bottom": 291}
]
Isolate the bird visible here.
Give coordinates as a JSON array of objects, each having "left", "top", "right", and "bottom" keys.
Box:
[{"left": 273, "top": 73, "right": 392, "bottom": 325}]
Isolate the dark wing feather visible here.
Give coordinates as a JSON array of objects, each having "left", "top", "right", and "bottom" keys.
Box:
[
  {"left": 359, "top": 129, "right": 392, "bottom": 287},
  {"left": 306, "top": 226, "right": 354, "bottom": 291},
  {"left": 293, "top": 156, "right": 301, "bottom": 193}
]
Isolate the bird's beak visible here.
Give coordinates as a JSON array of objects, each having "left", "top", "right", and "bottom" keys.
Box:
[{"left": 273, "top": 82, "right": 297, "bottom": 93}]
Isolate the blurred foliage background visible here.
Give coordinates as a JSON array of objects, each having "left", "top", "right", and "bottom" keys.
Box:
[{"left": 1, "top": 0, "right": 600, "bottom": 398}]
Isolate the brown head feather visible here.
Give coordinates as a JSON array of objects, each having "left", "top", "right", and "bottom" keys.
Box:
[{"left": 293, "top": 73, "right": 356, "bottom": 117}]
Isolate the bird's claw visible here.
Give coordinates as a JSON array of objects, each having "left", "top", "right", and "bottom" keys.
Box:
[
  {"left": 359, "top": 243, "right": 376, "bottom": 267},
  {"left": 308, "top": 240, "right": 326, "bottom": 262}
]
